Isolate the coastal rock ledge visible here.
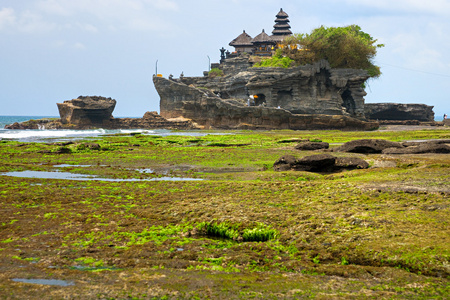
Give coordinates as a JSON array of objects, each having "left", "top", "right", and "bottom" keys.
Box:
[{"left": 5, "top": 96, "right": 195, "bottom": 130}]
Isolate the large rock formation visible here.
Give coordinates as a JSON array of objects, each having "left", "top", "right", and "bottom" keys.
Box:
[
  {"left": 154, "top": 58, "right": 378, "bottom": 130},
  {"left": 153, "top": 75, "right": 378, "bottom": 130},
  {"left": 365, "top": 103, "right": 435, "bottom": 122},
  {"left": 57, "top": 96, "right": 116, "bottom": 126},
  {"left": 169, "top": 58, "right": 369, "bottom": 119}
]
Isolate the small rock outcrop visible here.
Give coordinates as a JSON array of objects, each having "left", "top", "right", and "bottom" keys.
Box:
[
  {"left": 365, "top": 103, "right": 435, "bottom": 122},
  {"left": 291, "top": 154, "right": 336, "bottom": 172},
  {"left": 105, "top": 111, "right": 194, "bottom": 130},
  {"left": 5, "top": 110, "right": 195, "bottom": 130},
  {"left": 333, "top": 139, "right": 404, "bottom": 153},
  {"left": 273, "top": 155, "right": 297, "bottom": 171},
  {"left": 57, "top": 96, "right": 116, "bottom": 126},
  {"left": 295, "top": 141, "right": 329, "bottom": 151},
  {"left": 383, "top": 144, "right": 450, "bottom": 154},
  {"left": 273, "top": 154, "right": 369, "bottom": 172},
  {"left": 335, "top": 157, "right": 370, "bottom": 169}
]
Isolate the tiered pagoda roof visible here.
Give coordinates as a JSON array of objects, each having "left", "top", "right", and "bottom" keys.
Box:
[
  {"left": 228, "top": 8, "right": 293, "bottom": 55},
  {"left": 272, "top": 8, "right": 292, "bottom": 36}
]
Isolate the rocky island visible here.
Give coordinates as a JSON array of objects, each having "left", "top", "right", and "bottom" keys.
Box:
[{"left": 4, "top": 8, "right": 438, "bottom": 130}]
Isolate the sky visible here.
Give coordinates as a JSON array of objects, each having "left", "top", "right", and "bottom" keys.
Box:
[{"left": 1, "top": 0, "right": 449, "bottom": 119}]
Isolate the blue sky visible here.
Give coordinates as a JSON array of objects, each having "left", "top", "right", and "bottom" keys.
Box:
[{"left": 1, "top": 0, "right": 449, "bottom": 118}]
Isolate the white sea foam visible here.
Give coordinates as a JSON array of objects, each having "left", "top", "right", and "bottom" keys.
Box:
[
  {"left": 0, "top": 116, "right": 227, "bottom": 142},
  {"left": 0, "top": 128, "right": 223, "bottom": 142},
  {"left": 0, "top": 128, "right": 161, "bottom": 142}
]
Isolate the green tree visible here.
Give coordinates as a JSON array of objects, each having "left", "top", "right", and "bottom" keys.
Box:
[{"left": 283, "top": 25, "right": 384, "bottom": 78}]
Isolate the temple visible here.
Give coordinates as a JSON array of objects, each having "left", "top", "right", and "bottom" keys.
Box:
[
  {"left": 228, "top": 8, "right": 292, "bottom": 57},
  {"left": 150, "top": 8, "right": 435, "bottom": 131}
]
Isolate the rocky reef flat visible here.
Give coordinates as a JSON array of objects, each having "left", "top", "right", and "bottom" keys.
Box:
[{"left": 0, "top": 129, "right": 448, "bottom": 298}]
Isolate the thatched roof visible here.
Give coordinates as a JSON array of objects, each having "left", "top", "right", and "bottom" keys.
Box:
[
  {"left": 252, "top": 29, "right": 275, "bottom": 44},
  {"left": 229, "top": 30, "right": 253, "bottom": 46},
  {"left": 272, "top": 8, "right": 292, "bottom": 36},
  {"left": 276, "top": 8, "right": 289, "bottom": 18}
]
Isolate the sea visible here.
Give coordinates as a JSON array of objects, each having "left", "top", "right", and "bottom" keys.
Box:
[{"left": 0, "top": 116, "right": 213, "bottom": 143}]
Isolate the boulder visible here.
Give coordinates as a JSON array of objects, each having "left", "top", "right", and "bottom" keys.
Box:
[
  {"left": 382, "top": 144, "right": 450, "bottom": 154},
  {"left": 273, "top": 155, "right": 297, "bottom": 171},
  {"left": 335, "top": 157, "right": 370, "bottom": 169},
  {"left": 402, "top": 140, "right": 450, "bottom": 147},
  {"left": 273, "top": 154, "right": 369, "bottom": 172},
  {"left": 295, "top": 141, "right": 329, "bottom": 151},
  {"left": 334, "top": 139, "right": 404, "bottom": 153},
  {"left": 291, "top": 154, "right": 336, "bottom": 172}
]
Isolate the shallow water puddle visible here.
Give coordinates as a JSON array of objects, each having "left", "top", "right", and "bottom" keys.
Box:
[
  {"left": 12, "top": 278, "right": 74, "bottom": 286},
  {"left": 1, "top": 171, "right": 203, "bottom": 181}
]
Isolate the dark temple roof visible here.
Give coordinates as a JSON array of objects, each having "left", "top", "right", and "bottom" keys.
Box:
[
  {"left": 229, "top": 30, "right": 253, "bottom": 47},
  {"left": 272, "top": 8, "right": 292, "bottom": 36},
  {"left": 252, "top": 29, "right": 275, "bottom": 44},
  {"left": 275, "top": 8, "right": 289, "bottom": 18}
]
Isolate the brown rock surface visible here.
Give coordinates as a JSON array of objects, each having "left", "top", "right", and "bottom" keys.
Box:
[
  {"left": 273, "top": 154, "right": 370, "bottom": 172},
  {"left": 154, "top": 76, "right": 378, "bottom": 130},
  {"left": 334, "top": 139, "right": 404, "bottom": 153},
  {"left": 273, "top": 155, "right": 297, "bottom": 171},
  {"left": 382, "top": 144, "right": 450, "bottom": 154},
  {"left": 295, "top": 142, "right": 329, "bottom": 150},
  {"left": 335, "top": 157, "right": 370, "bottom": 169},
  {"left": 292, "top": 154, "right": 336, "bottom": 172},
  {"left": 57, "top": 96, "right": 116, "bottom": 125},
  {"left": 365, "top": 103, "right": 435, "bottom": 122}
]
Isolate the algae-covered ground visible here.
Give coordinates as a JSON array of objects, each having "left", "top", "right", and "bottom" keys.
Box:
[{"left": 0, "top": 128, "right": 449, "bottom": 299}]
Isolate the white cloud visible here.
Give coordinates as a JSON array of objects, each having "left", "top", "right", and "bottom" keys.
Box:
[
  {"left": 37, "top": 0, "right": 72, "bottom": 16},
  {"left": 0, "top": 8, "right": 16, "bottom": 30},
  {"left": 149, "top": 0, "right": 179, "bottom": 11},
  {"left": 1, "top": 0, "right": 180, "bottom": 34},
  {"left": 18, "top": 10, "right": 57, "bottom": 33},
  {"left": 77, "top": 23, "right": 99, "bottom": 33},
  {"left": 74, "top": 42, "right": 86, "bottom": 50},
  {"left": 0, "top": 7, "right": 57, "bottom": 34},
  {"left": 343, "top": 0, "right": 450, "bottom": 16}
]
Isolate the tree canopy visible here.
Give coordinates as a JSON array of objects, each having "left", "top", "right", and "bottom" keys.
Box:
[{"left": 282, "top": 25, "right": 384, "bottom": 78}]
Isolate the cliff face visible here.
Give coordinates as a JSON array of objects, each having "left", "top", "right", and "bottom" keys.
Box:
[
  {"left": 153, "top": 75, "right": 378, "bottom": 130},
  {"left": 365, "top": 103, "right": 435, "bottom": 122},
  {"left": 154, "top": 58, "right": 377, "bottom": 130},
  {"left": 177, "top": 58, "right": 369, "bottom": 119}
]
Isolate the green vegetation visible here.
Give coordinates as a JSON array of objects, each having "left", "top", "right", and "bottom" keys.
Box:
[
  {"left": 0, "top": 129, "right": 448, "bottom": 298},
  {"left": 253, "top": 25, "right": 383, "bottom": 78},
  {"left": 197, "top": 221, "right": 278, "bottom": 242},
  {"left": 252, "top": 49, "right": 294, "bottom": 68},
  {"left": 283, "top": 25, "right": 384, "bottom": 77},
  {"left": 208, "top": 67, "right": 224, "bottom": 77}
]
